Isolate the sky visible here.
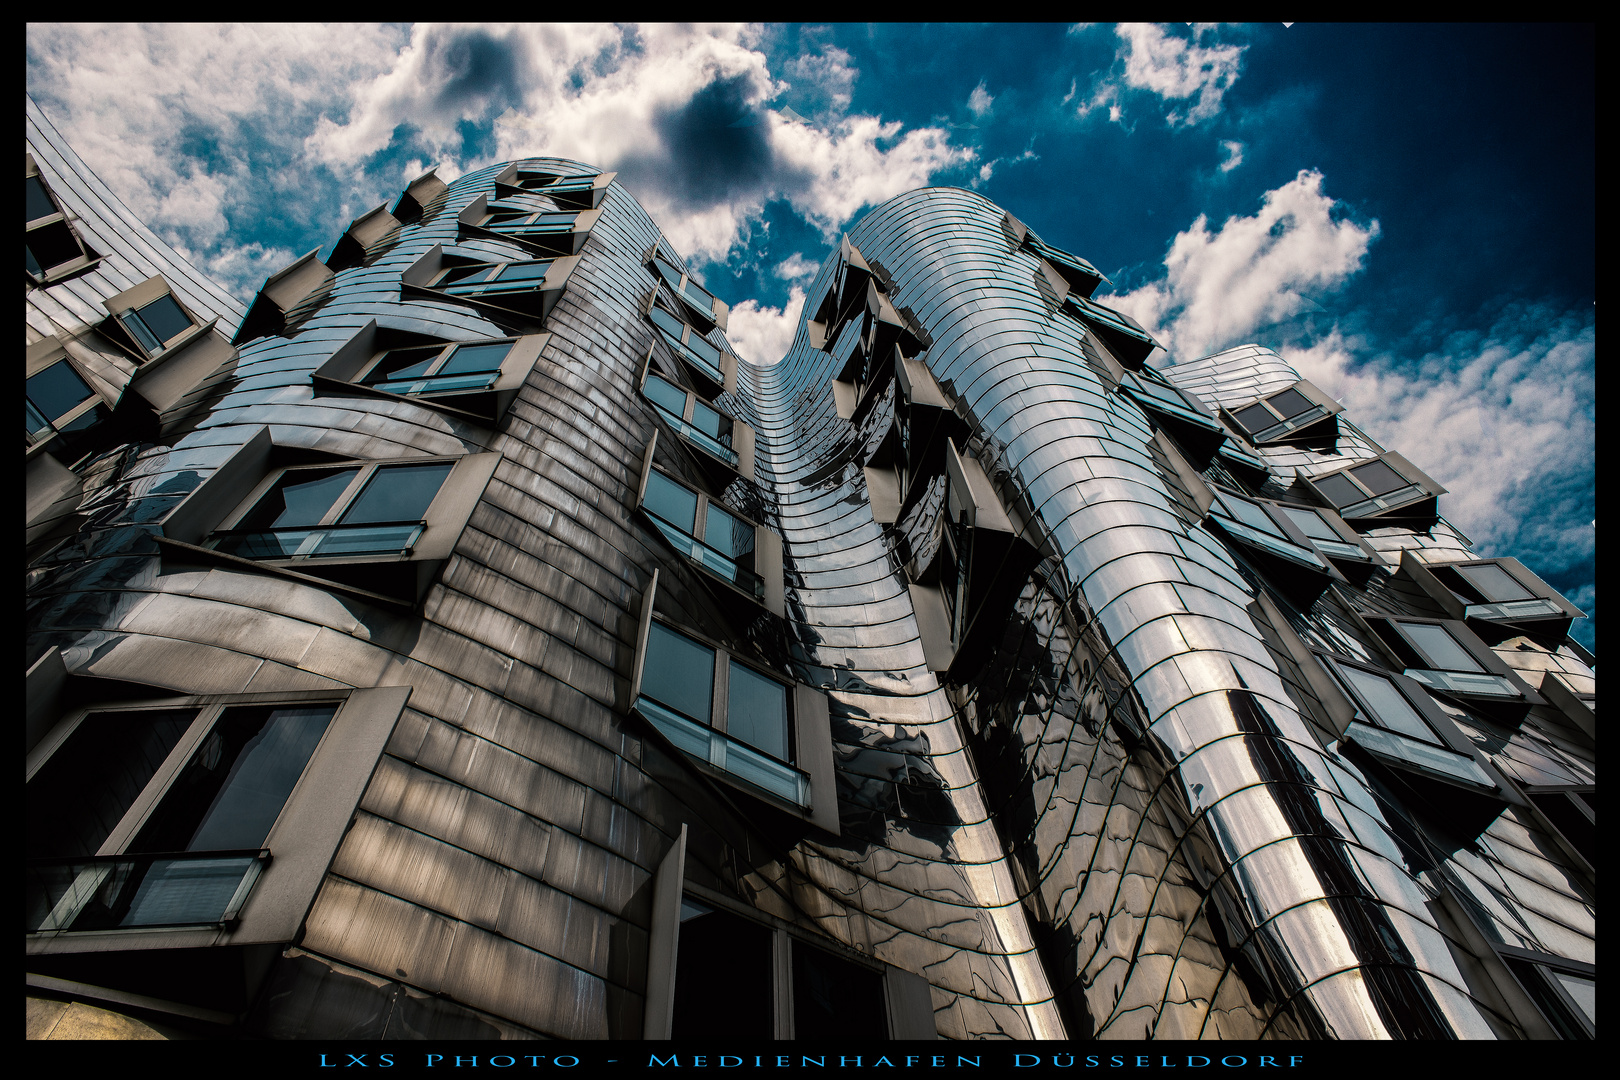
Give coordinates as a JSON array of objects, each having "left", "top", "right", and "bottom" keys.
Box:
[{"left": 25, "top": 23, "right": 1595, "bottom": 650}]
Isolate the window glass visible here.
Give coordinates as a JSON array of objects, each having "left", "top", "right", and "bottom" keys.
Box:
[
  {"left": 690, "top": 399, "right": 730, "bottom": 442},
  {"left": 339, "top": 462, "right": 452, "bottom": 524},
  {"left": 1266, "top": 387, "right": 1316, "bottom": 419},
  {"left": 726, "top": 661, "right": 789, "bottom": 761},
  {"left": 1348, "top": 459, "right": 1409, "bottom": 497},
  {"left": 1402, "top": 623, "right": 1485, "bottom": 673},
  {"left": 1232, "top": 402, "right": 1277, "bottom": 435},
  {"left": 26, "top": 220, "right": 82, "bottom": 273},
  {"left": 438, "top": 265, "right": 497, "bottom": 286},
  {"left": 134, "top": 294, "right": 193, "bottom": 344},
  {"left": 238, "top": 468, "right": 360, "bottom": 531},
  {"left": 644, "top": 469, "right": 699, "bottom": 532},
  {"left": 1219, "top": 493, "right": 1287, "bottom": 537},
  {"left": 671, "top": 900, "right": 773, "bottom": 1038},
  {"left": 1338, "top": 666, "right": 1438, "bottom": 744},
  {"left": 705, "top": 503, "right": 753, "bottom": 561},
  {"left": 682, "top": 278, "right": 716, "bottom": 309},
  {"left": 366, "top": 346, "right": 442, "bottom": 383},
  {"left": 26, "top": 361, "right": 96, "bottom": 422},
  {"left": 643, "top": 622, "right": 715, "bottom": 725},
  {"left": 644, "top": 373, "right": 689, "bottom": 417},
  {"left": 1311, "top": 472, "right": 1365, "bottom": 508},
  {"left": 791, "top": 940, "right": 888, "bottom": 1040},
  {"left": 1552, "top": 971, "right": 1595, "bottom": 1026},
  {"left": 436, "top": 342, "right": 511, "bottom": 376},
  {"left": 27, "top": 175, "right": 57, "bottom": 220},
  {"left": 129, "top": 704, "right": 336, "bottom": 853},
  {"left": 653, "top": 257, "right": 685, "bottom": 287},
  {"left": 1456, "top": 564, "right": 1535, "bottom": 603},
  {"left": 649, "top": 305, "right": 687, "bottom": 340},
  {"left": 1281, "top": 506, "right": 1341, "bottom": 543},
  {"left": 685, "top": 333, "right": 722, "bottom": 368},
  {"left": 493, "top": 261, "right": 550, "bottom": 283},
  {"left": 27, "top": 709, "right": 199, "bottom": 860}
]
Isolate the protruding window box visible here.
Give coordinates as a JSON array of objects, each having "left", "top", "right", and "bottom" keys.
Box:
[
  {"left": 636, "top": 432, "right": 783, "bottom": 618},
  {"left": 643, "top": 293, "right": 736, "bottom": 397},
  {"left": 155, "top": 428, "right": 500, "bottom": 607},
  {"left": 325, "top": 204, "right": 402, "bottom": 271},
  {"left": 459, "top": 193, "right": 599, "bottom": 257},
  {"left": 232, "top": 249, "right": 336, "bottom": 345},
  {"left": 1120, "top": 368, "right": 1228, "bottom": 461},
  {"left": 1296, "top": 451, "right": 1446, "bottom": 523},
  {"left": 647, "top": 241, "right": 730, "bottom": 332},
  {"left": 891, "top": 356, "right": 969, "bottom": 523},
  {"left": 389, "top": 167, "right": 447, "bottom": 225},
  {"left": 1221, "top": 379, "right": 1343, "bottom": 446},
  {"left": 807, "top": 235, "right": 875, "bottom": 355},
  {"left": 831, "top": 342, "right": 903, "bottom": 424},
  {"left": 26, "top": 155, "right": 102, "bottom": 285},
  {"left": 103, "top": 275, "right": 217, "bottom": 362},
  {"left": 1003, "top": 211, "right": 1106, "bottom": 298},
  {"left": 1399, "top": 551, "right": 1585, "bottom": 639},
  {"left": 1063, "top": 294, "right": 1159, "bottom": 368},
  {"left": 862, "top": 278, "right": 922, "bottom": 361},
  {"left": 1205, "top": 487, "right": 1346, "bottom": 606},
  {"left": 1360, "top": 614, "right": 1544, "bottom": 718},
  {"left": 26, "top": 338, "right": 113, "bottom": 466},
  {"left": 492, "top": 165, "right": 615, "bottom": 210},
  {"left": 629, "top": 573, "right": 837, "bottom": 834},
  {"left": 1277, "top": 503, "right": 1377, "bottom": 568},
  {"left": 313, "top": 318, "right": 548, "bottom": 427},
  {"left": 640, "top": 351, "right": 756, "bottom": 485},
  {"left": 402, "top": 244, "right": 578, "bottom": 330}
]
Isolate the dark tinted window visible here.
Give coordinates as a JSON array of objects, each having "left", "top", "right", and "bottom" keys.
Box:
[
  {"left": 643, "top": 622, "right": 714, "bottom": 725},
  {"left": 1457, "top": 564, "right": 1535, "bottom": 603},
  {"left": 726, "top": 660, "right": 789, "bottom": 761},
  {"left": 1311, "top": 472, "right": 1365, "bottom": 508},
  {"left": 791, "top": 940, "right": 887, "bottom": 1039},
  {"left": 26, "top": 219, "right": 83, "bottom": 272},
  {"left": 238, "top": 468, "right": 360, "bottom": 531},
  {"left": 671, "top": 900, "right": 774, "bottom": 1038},
  {"left": 27, "top": 175, "right": 57, "bottom": 221},
  {"left": 1231, "top": 403, "right": 1275, "bottom": 435},
  {"left": 340, "top": 462, "right": 452, "bottom": 524},
  {"left": 438, "top": 342, "right": 511, "bottom": 374},
  {"left": 366, "top": 346, "right": 442, "bottom": 383},
  {"left": 1266, "top": 387, "right": 1315, "bottom": 419},
  {"left": 26, "top": 361, "right": 95, "bottom": 421},
  {"left": 1347, "top": 459, "right": 1410, "bottom": 497},
  {"left": 135, "top": 294, "right": 193, "bottom": 344}
]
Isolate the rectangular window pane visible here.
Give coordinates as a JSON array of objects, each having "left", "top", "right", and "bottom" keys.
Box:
[
  {"left": 1232, "top": 403, "right": 1276, "bottom": 435},
  {"left": 134, "top": 294, "right": 192, "bottom": 344},
  {"left": 792, "top": 941, "right": 888, "bottom": 1040},
  {"left": 27, "top": 709, "right": 199, "bottom": 860},
  {"left": 726, "top": 661, "right": 789, "bottom": 762},
  {"left": 493, "top": 261, "right": 551, "bottom": 283},
  {"left": 643, "top": 469, "right": 699, "bottom": 533},
  {"left": 436, "top": 342, "right": 512, "bottom": 375},
  {"left": 129, "top": 704, "right": 337, "bottom": 852},
  {"left": 237, "top": 468, "right": 361, "bottom": 531},
  {"left": 644, "top": 373, "right": 690, "bottom": 417},
  {"left": 1338, "top": 665, "right": 1438, "bottom": 744},
  {"left": 642, "top": 622, "right": 714, "bottom": 725},
  {"left": 1311, "top": 471, "right": 1366, "bottom": 509},
  {"left": 1551, "top": 971, "right": 1595, "bottom": 1026},
  {"left": 26, "top": 219, "right": 83, "bottom": 272},
  {"left": 27, "top": 175, "right": 57, "bottom": 221},
  {"left": 26, "top": 361, "right": 95, "bottom": 422},
  {"left": 1218, "top": 493, "right": 1286, "bottom": 538},
  {"left": 1348, "top": 458, "right": 1410, "bottom": 497},
  {"left": 649, "top": 305, "right": 687, "bottom": 340},
  {"left": 1401, "top": 623, "right": 1485, "bottom": 673},
  {"left": 671, "top": 900, "right": 773, "bottom": 1038},
  {"left": 705, "top": 503, "right": 754, "bottom": 562},
  {"left": 1266, "top": 388, "right": 1316, "bottom": 420},
  {"left": 339, "top": 461, "right": 452, "bottom": 524},
  {"left": 1281, "top": 506, "right": 1342, "bottom": 543},
  {"left": 365, "top": 346, "right": 444, "bottom": 383},
  {"left": 689, "top": 399, "right": 731, "bottom": 443},
  {"left": 1456, "top": 563, "right": 1536, "bottom": 603}
]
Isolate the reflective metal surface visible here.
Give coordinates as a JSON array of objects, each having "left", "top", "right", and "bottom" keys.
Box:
[{"left": 26, "top": 108, "right": 1593, "bottom": 1042}]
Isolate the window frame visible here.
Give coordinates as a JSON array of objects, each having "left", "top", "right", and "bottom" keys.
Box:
[
  {"left": 1360, "top": 614, "right": 1542, "bottom": 704},
  {"left": 643, "top": 291, "right": 737, "bottom": 395},
  {"left": 1221, "top": 379, "right": 1343, "bottom": 445},
  {"left": 456, "top": 192, "right": 599, "bottom": 258},
  {"left": 628, "top": 572, "right": 836, "bottom": 832},
  {"left": 26, "top": 685, "right": 409, "bottom": 953},
  {"left": 491, "top": 165, "right": 615, "bottom": 210},
  {"left": 646, "top": 240, "right": 730, "bottom": 331},
  {"left": 26, "top": 155, "right": 101, "bottom": 284},
  {"left": 25, "top": 342, "right": 108, "bottom": 457},
  {"left": 1400, "top": 552, "right": 1584, "bottom": 628},
  {"left": 1495, "top": 946, "right": 1595, "bottom": 1041},
  {"left": 1297, "top": 450, "right": 1446, "bottom": 521},
  {"left": 638, "top": 348, "right": 754, "bottom": 478},
  {"left": 399, "top": 244, "right": 578, "bottom": 331},
  {"left": 1205, "top": 485, "right": 1333, "bottom": 574},
  {"left": 102, "top": 275, "right": 212, "bottom": 362}
]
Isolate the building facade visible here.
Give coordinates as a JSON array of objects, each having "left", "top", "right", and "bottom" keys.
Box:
[{"left": 27, "top": 98, "right": 1594, "bottom": 1041}]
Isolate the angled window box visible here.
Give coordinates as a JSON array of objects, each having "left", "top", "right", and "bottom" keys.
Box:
[
  {"left": 402, "top": 244, "right": 578, "bottom": 331},
  {"left": 1319, "top": 653, "right": 1500, "bottom": 793},
  {"left": 635, "top": 432, "right": 783, "bottom": 618},
  {"left": 806, "top": 235, "right": 876, "bottom": 354},
  {"left": 1359, "top": 614, "right": 1544, "bottom": 711},
  {"left": 831, "top": 341, "right": 902, "bottom": 424},
  {"left": 27, "top": 685, "right": 407, "bottom": 958},
  {"left": 325, "top": 204, "right": 402, "bottom": 272},
  {"left": 26, "top": 337, "right": 114, "bottom": 466},
  {"left": 232, "top": 249, "right": 335, "bottom": 345},
  {"left": 312, "top": 318, "right": 548, "bottom": 427},
  {"left": 492, "top": 165, "right": 615, "bottom": 210},
  {"left": 155, "top": 427, "right": 500, "bottom": 607},
  {"left": 1120, "top": 367, "right": 1228, "bottom": 461},
  {"left": 629, "top": 573, "right": 836, "bottom": 834},
  {"left": 1205, "top": 486, "right": 1344, "bottom": 606},
  {"left": 458, "top": 192, "right": 598, "bottom": 258},
  {"left": 646, "top": 240, "right": 729, "bottom": 332},
  {"left": 1496, "top": 947, "right": 1594, "bottom": 1041},
  {"left": 26, "top": 155, "right": 102, "bottom": 284},
  {"left": 1399, "top": 550, "right": 1585, "bottom": 638},
  {"left": 891, "top": 357, "right": 969, "bottom": 524},
  {"left": 639, "top": 350, "right": 755, "bottom": 484},
  {"left": 1062, "top": 294, "right": 1160, "bottom": 369},
  {"left": 389, "top": 167, "right": 447, "bottom": 225},
  {"left": 103, "top": 275, "right": 218, "bottom": 362},
  {"left": 643, "top": 292, "right": 736, "bottom": 397},
  {"left": 1522, "top": 786, "right": 1594, "bottom": 871},
  {"left": 861, "top": 278, "right": 922, "bottom": 362},
  {"left": 1221, "top": 379, "right": 1343, "bottom": 447},
  {"left": 1003, "top": 211, "right": 1107, "bottom": 298},
  {"left": 1295, "top": 451, "right": 1445, "bottom": 523},
  {"left": 1276, "top": 502, "right": 1377, "bottom": 568}
]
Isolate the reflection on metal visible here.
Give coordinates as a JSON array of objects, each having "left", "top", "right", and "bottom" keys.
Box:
[{"left": 24, "top": 101, "right": 1593, "bottom": 1041}]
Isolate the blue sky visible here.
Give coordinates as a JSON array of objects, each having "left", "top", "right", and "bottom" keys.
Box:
[{"left": 25, "top": 23, "right": 1594, "bottom": 649}]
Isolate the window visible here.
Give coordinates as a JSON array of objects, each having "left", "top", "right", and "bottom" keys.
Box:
[
  {"left": 1276, "top": 503, "right": 1374, "bottom": 564},
  {"left": 26, "top": 356, "right": 105, "bottom": 456},
  {"left": 647, "top": 299, "right": 733, "bottom": 391},
  {"left": 1321, "top": 655, "right": 1496, "bottom": 790},
  {"left": 1062, "top": 293, "right": 1159, "bottom": 368},
  {"left": 209, "top": 460, "right": 453, "bottom": 561},
  {"left": 492, "top": 166, "right": 615, "bottom": 210},
  {"left": 233, "top": 249, "right": 336, "bottom": 346},
  {"left": 635, "top": 436, "right": 777, "bottom": 612},
  {"left": 102, "top": 275, "right": 206, "bottom": 360},
  {"left": 641, "top": 365, "right": 754, "bottom": 474},
  {"left": 325, "top": 203, "right": 402, "bottom": 272},
  {"left": 1523, "top": 787, "right": 1594, "bottom": 867},
  {"left": 629, "top": 574, "right": 836, "bottom": 831},
  {"left": 358, "top": 340, "right": 514, "bottom": 397},
  {"left": 400, "top": 244, "right": 577, "bottom": 329},
  {"left": 647, "top": 241, "right": 729, "bottom": 330},
  {"left": 1121, "top": 368, "right": 1222, "bottom": 433},
  {"left": 1416, "top": 556, "right": 1584, "bottom": 627},
  {"left": 433, "top": 258, "right": 556, "bottom": 298},
  {"left": 1499, "top": 949, "right": 1594, "bottom": 1040},
  {"left": 1207, "top": 488, "right": 1329, "bottom": 572},
  {"left": 1365, "top": 616, "right": 1529, "bottom": 700},
  {"left": 26, "top": 687, "right": 406, "bottom": 948},
  {"left": 26, "top": 159, "right": 97, "bottom": 282},
  {"left": 1298, "top": 451, "right": 1445, "bottom": 521},
  {"left": 1224, "top": 380, "right": 1341, "bottom": 444}
]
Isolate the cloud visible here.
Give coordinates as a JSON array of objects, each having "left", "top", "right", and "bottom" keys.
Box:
[
  {"left": 780, "top": 40, "right": 858, "bottom": 119},
  {"left": 1218, "top": 139, "right": 1245, "bottom": 173},
  {"left": 968, "top": 80, "right": 994, "bottom": 118},
  {"left": 726, "top": 285, "right": 807, "bottom": 366},
  {"left": 1116, "top": 23, "right": 1245, "bottom": 126},
  {"left": 1108, "top": 169, "right": 1378, "bottom": 361},
  {"left": 772, "top": 253, "right": 820, "bottom": 284}
]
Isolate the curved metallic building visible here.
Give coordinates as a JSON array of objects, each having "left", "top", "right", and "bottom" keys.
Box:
[{"left": 27, "top": 102, "right": 1594, "bottom": 1042}]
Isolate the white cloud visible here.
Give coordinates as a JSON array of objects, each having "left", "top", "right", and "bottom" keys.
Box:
[
  {"left": 1218, "top": 139, "right": 1245, "bottom": 173},
  {"left": 773, "top": 253, "right": 820, "bottom": 284},
  {"left": 727, "top": 285, "right": 807, "bottom": 366},
  {"left": 1115, "top": 23, "right": 1245, "bottom": 126},
  {"left": 968, "top": 80, "right": 994, "bottom": 118},
  {"left": 1108, "top": 169, "right": 1378, "bottom": 361}
]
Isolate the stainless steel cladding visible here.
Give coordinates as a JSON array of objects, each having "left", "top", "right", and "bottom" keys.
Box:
[{"left": 26, "top": 110, "right": 1593, "bottom": 1042}]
